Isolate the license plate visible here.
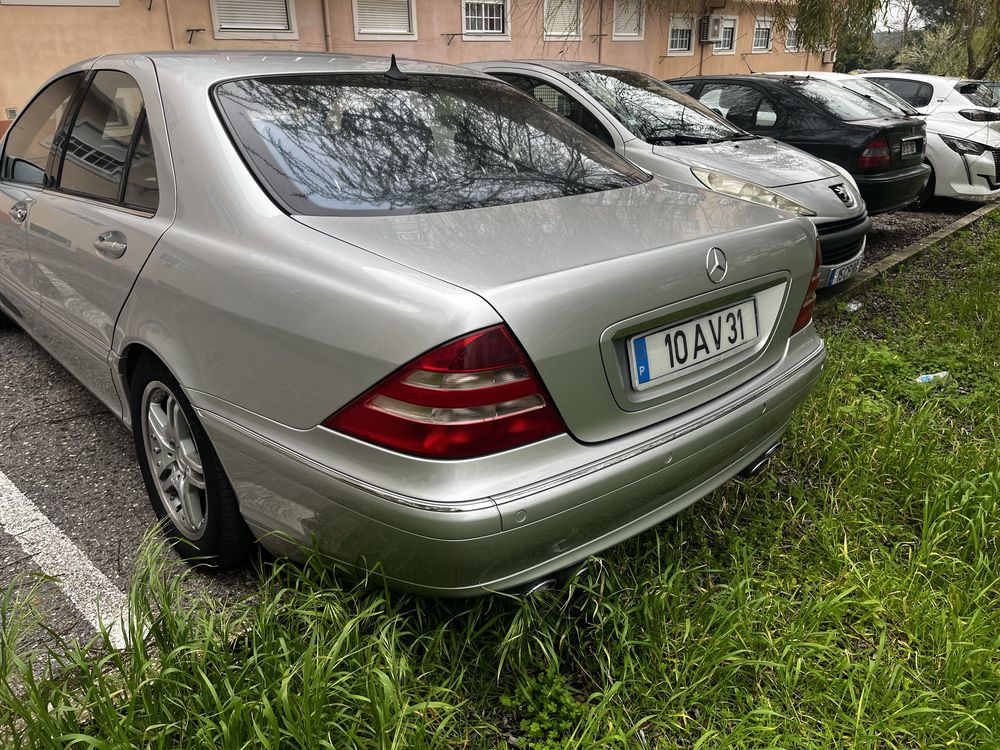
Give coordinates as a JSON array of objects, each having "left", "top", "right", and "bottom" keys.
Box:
[
  {"left": 902, "top": 139, "right": 921, "bottom": 156},
  {"left": 629, "top": 299, "right": 759, "bottom": 389},
  {"left": 828, "top": 257, "right": 864, "bottom": 286}
]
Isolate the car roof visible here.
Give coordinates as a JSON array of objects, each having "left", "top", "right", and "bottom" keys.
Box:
[
  {"left": 468, "top": 59, "right": 630, "bottom": 75},
  {"left": 860, "top": 71, "right": 964, "bottom": 84},
  {"left": 67, "top": 50, "right": 494, "bottom": 86}
]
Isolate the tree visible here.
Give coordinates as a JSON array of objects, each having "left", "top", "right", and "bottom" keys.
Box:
[{"left": 909, "top": 0, "right": 1000, "bottom": 78}]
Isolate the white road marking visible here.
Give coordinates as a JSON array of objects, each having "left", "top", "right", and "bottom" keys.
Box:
[{"left": 0, "top": 469, "right": 128, "bottom": 649}]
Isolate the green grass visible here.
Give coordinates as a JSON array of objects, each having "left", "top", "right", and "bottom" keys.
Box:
[{"left": 4, "top": 212, "right": 1000, "bottom": 749}]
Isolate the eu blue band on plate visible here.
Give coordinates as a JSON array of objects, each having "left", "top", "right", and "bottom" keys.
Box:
[{"left": 633, "top": 337, "right": 650, "bottom": 384}]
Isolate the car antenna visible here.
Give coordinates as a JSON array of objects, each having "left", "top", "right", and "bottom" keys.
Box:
[{"left": 385, "top": 54, "right": 409, "bottom": 82}]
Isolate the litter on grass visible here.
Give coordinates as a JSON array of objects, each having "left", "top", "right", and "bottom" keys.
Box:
[{"left": 915, "top": 371, "right": 949, "bottom": 383}]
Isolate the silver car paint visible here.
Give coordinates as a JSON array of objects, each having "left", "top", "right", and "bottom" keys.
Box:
[
  {"left": 0, "top": 52, "right": 826, "bottom": 594},
  {"left": 465, "top": 61, "right": 867, "bottom": 283}
]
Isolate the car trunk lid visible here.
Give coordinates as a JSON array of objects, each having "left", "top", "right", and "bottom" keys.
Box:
[
  {"left": 853, "top": 117, "right": 927, "bottom": 171},
  {"left": 296, "top": 180, "right": 818, "bottom": 443}
]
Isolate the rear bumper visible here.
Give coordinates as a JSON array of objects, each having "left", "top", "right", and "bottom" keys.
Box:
[
  {"left": 854, "top": 163, "right": 931, "bottom": 214},
  {"left": 199, "top": 330, "right": 826, "bottom": 596}
]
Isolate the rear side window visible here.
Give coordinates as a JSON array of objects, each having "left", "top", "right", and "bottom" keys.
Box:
[
  {"left": 492, "top": 73, "right": 614, "bottom": 147},
  {"left": 668, "top": 80, "right": 695, "bottom": 95},
  {"left": 955, "top": 81, "right": 1000, "bottom": 108},
  {"left": 122, "top": 116, "right": 159, "bottom": 211},
  {"left": 697, "top": 83, "right": 779, "bottom": 131},
  {"left": 214, "top": 73, "right": 647, "bottom": 216},
  {"left": 0, "top": 73, "right": 85, "bottom": 186},
  {"left": 870, "top": 78, "right": 933, "bottom": 108},
  {"left": 59, "top": 71, "right": 146, "bottom": 202}
]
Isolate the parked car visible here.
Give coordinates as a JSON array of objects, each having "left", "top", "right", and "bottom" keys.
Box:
[
  {"left": 668, "top": 74, "right": 931, "bottom": 214},
  {"left": 0, "top": 53, "right": 826, "bottom": 595},
  {"left": 856, "top": 72, "right": 1000, "bottom": 201},
  {"left": 467, "top": 60, "right": 869, "bottom": 288},
  {"left": 771, "top": 71, "right": 922, "bottom": 118}
]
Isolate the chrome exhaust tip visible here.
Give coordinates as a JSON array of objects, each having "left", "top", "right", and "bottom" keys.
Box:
[{"left": 739, "top": 441, "right": 783, "bottom": 479}]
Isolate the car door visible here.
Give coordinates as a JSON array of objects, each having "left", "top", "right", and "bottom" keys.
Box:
[
  {"left": 0, "top": 72, "right": 87, "bottom": 326},
  {"left": 23, "top": 60, "right": 173, "bottom": 412}
]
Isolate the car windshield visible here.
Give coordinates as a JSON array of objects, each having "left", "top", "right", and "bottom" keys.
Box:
[
  {"left": 564, "top": 68, "right": 747, "bottom": 144},
  {"left": 214, "top": 73, "right": 647, "bottom": 216},
  {"left": 956, "top": 81, "right": 1000, "bottom": 108},
  {"left": 837, "top": 77, "right": 919, "bottom": 116},
  {"left": 784, "top": 78, "right": 897, "bottom": 121}
]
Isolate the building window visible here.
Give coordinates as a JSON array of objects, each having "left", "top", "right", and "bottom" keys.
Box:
[
  {"left": 667, "top": 14, "right": 693, "bottom": 55},
  {"left": 354, "top": 0, "right": 416, "bottom": 39},
  {"left": 785, "top": 21, "right": 800, "bottom": 51},
  {"left": 211, "top": 0, "right": 297, "bottom": 40},
  {"left": 543, "top": 0, "right": 581, "bottom": 39},
  {"left": 714, "top": 17, "right": 737, "bottom": 53},
  {"left": 464, "top": 0, "right": 507, "bottom": 36},
  {"left": 612, "top": 0, "right": 643, "bottom": 40},
  {"left": 752, "top": 17, "right": 773, "bottom": 51}
]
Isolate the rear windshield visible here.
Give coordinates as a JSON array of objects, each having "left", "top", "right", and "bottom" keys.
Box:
[
  {"left": 955, "top": 81, "right": 1000, "bottom": 108},
  {"left": 837, "top": 77, "right": 919, "bottom": 116},
  {"left": 784, "top": 78, "right": 897, "bottom": 121},
  {"left": 565, "top": 68, "right": 744, "bottom": 144},
  {"left": 214, "top": 73, "right": 647, "bottom": 216}
]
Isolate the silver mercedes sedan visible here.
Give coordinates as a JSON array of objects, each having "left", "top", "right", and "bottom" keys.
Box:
[
  {"left": 466, "top": 60, "right": 871, "bottom": 288},
  {"left": 0, "top": 53, "right": 825, "bottom": 595}
]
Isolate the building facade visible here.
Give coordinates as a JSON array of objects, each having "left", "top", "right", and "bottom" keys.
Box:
[{"left": 0, "top": 0, "right": 832, "bottom": 132}]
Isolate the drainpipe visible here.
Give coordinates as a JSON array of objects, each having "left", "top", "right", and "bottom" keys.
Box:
[
  {"left": 322, "top": 0, "right": 333, "bottom": 52},
  {"left": 597, "top": 0, "right": 605, "bottom": 63},
  {"left": 162, "top": 0, "right": 177, "bottom": 50}
]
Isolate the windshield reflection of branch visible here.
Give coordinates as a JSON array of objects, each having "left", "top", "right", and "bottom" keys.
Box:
[
  {"left": 570, "top": 71, "right": 735, "bottom": 142},
  {"left": 219, "top": 77, "right": 639, "bottom": 214}
]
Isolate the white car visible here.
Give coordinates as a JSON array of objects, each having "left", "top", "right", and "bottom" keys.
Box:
[{"left": 856, "top": 73, "right": 1000, "bottom": 202}]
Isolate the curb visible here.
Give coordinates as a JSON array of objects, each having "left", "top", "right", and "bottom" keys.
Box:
[{"left": 817, "top": 200, "right": 1000, "bottom": 307}]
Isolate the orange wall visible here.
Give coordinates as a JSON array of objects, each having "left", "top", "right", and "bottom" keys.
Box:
[{"left": 0, "top": 0, "right": 828, "bottom": 116}]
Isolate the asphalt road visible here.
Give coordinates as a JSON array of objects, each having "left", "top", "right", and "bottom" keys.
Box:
[{"left": 0, "top": 324, "right": 255, "bottom": 653}]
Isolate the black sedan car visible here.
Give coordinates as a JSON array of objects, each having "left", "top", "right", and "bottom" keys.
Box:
[{"left": 667, "top": 75, "right": 930, "bottom": 214}]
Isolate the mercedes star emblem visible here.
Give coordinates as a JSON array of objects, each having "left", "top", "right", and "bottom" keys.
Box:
[{"left": 706, "top": 247, "right": 727, "bottom": 284}]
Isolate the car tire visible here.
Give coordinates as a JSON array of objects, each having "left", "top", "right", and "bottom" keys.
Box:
[
  {"left": 130, "top": 355, "right": 252, "bottom": 568},
  {"left": 914, "top": 162, "right": 936, "bottom": 210}
]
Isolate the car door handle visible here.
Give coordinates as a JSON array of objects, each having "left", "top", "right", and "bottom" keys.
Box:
[
  {"left": 94, "top": 231, "right": 127, "bottom": 259},
  {"left": 9, "top": 202, "right": 27, "bottom": 224}
]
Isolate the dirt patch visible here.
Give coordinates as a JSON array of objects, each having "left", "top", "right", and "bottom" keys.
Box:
[{"left": 864, "top": 197, "right": 995, "bottom": 266}]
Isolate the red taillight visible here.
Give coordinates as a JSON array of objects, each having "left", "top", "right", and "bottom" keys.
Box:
[
  {"left": 791, "top": 240, "right": 822, "bottom": 335},
  {"left": 323, "top": 325, "right": 566, "bottom": 459},
  {"left": 858, "top": 136, "right": 891, "bottom": 169}
]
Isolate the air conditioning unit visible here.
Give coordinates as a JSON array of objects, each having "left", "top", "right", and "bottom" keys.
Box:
[
  {"left": 699, "top": 15, "right": 724, "bottom": 43},
  {"left": 821, "top": 48, "right": 837, "bottom": 64},
  {"left": 3, "top": 107, "right": 16, "bottom": 120}
]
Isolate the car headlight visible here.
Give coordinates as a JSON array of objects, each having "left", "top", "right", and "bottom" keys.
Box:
[
  {"left": 940, "top": 134, "right": 986, "bottom": 155},
  {"left": 691, "top": 168, "right": 816, "bottom": 216}
]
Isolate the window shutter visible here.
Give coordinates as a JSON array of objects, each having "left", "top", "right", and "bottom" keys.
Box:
[
  {"left": 544, "top": 0, "right": 580, "bottom": 36},
  {"left": 356, "top": 0, "right": 413, "bottom": 33},
  {"left": 215, "top": 0, "right": 291, "bottom": 31},
  {"left": 613, "top": 0, "right": 642, "bottom": 37}
]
